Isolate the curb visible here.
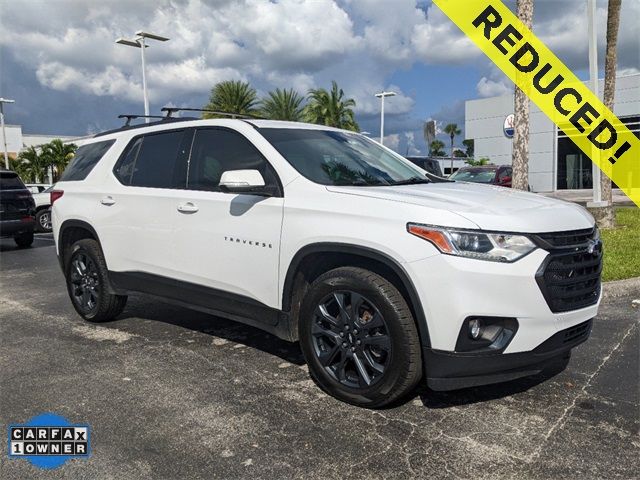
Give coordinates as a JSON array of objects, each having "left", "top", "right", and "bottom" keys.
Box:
[{"left": 602, "top": 276, "right": 640, "bottom": 299}]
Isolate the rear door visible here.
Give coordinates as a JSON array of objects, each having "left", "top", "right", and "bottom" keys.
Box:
[
  {"left": 172, "top": 127, "right": 284, "bottom": 309},
  {"left": 94, "top": 128, "right": 193, "bottom": 277}
]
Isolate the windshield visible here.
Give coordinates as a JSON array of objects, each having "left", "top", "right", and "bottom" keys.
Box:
[
  {"left": 259, "top": 128, "right": 429, "bottom": 186},
  {"left": 450, "top": 169, "right": 496, "bottom": 184}
]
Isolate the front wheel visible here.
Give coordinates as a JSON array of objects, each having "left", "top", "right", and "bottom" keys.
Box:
[
  {"left": 299, "top": 267, "right": 422, "bottom": 408},
  {"left": 65, "top": 239, "right": 127, "bottom": 322}
]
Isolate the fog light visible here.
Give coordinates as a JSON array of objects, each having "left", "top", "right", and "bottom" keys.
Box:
[{"left": 469, "top": 318, "right": 482, "bottom": 339}]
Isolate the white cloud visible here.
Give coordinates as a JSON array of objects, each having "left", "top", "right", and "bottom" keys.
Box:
[{"left": 476, "top": 77, "right": 512, "bottom": 98}]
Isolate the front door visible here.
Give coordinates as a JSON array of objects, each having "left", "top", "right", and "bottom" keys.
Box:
[{"left": 172, "top": 127, "right": 284, "bottom": 310}]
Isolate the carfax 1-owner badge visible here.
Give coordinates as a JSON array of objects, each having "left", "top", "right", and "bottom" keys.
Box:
[{"left": 8, "top": 412, "right": 90, "bottom": 469}]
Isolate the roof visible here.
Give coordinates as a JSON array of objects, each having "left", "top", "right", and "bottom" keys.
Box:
[{"left": 92, "top": 117, "right": 347, "bottom": 138}]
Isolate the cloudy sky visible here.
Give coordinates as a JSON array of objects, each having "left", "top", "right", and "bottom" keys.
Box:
[{"left": 0, "top": 0, "right": 638, "bottom": 154}]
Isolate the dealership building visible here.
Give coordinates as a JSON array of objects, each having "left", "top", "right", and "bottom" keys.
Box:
[{"left": 465, "top": 73, "right": 639, "bottom": 192}]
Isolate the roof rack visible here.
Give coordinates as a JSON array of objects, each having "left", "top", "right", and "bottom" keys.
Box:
[
  {"left": 118, "top": 114, "right": 165, "bottom": 127},
  {"left": 161, "top": 107, "right": 265, "bottom": 120}
]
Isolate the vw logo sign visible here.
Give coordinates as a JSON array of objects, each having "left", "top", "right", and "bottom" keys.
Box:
[{"left": 503, "top": 114, "right": 515, "bottom": 138}]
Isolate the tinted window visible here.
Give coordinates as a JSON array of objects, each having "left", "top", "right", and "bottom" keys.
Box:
[
  {"left": 0, "top": 172, "right": 26, "bottom": 190},
  {"left": 115, "top": 130, "right": 189, "bottom": 188},
  {"left": 260, "top": 129, "right": 427, "bottom": 186},
  {"left": 60, "top": 140, "right": 115, "bottom": 181},
  {"left": 187, "top": 129, "right": 279, "bottom": 191},
  {"left": 498, "top": 168, "right": 512, "bottom": 181}
]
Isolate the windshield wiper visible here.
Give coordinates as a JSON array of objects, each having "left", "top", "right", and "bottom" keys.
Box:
[{"left": 388, "top": 177, "right": 430, "bottom": 186}]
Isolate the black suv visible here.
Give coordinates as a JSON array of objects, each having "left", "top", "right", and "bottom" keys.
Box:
[{"left": 0, "top": 169, "right": 35, "bottom": 247}]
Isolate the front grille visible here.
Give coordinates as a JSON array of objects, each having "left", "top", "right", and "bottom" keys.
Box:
[
  {"left": 534, "top": 228, "right": 602, "bottom": 313},
  {"left": 563, "top": 319, "right": 592, "bottom": 344}
]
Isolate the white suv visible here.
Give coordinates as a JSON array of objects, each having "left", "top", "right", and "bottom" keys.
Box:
[{"left": 52, "top": 118, "right": 601, "bottom": 407}]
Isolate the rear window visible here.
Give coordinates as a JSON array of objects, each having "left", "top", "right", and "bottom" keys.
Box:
[
  {"left": 59, "top": 140, "right": 115, "bottom": 181},
  {"left": 0, "top": 172, "right": 26, "bottom": 190}
]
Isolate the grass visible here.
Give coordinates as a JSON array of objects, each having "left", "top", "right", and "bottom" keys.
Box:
[{"left": 600, "top": 207, "right": 640, "bottom": 282}]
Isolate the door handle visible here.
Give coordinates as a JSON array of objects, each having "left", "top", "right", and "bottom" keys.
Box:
[
  {"left": 177, "top": 202, "right": 199, "bottom": 214},
  {"left": 100, "top": 196, "right": 116, "bottom": 206}
]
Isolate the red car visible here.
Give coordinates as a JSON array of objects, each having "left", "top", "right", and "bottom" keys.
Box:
[{"left": 449, "top": 165, "right": 513, "bottom": 187}]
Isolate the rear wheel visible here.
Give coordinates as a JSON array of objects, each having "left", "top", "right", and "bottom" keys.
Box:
[
  {"left": 299, "top": 267, "right": 422, "bottom": 408},
  {"left": 65, "top": 239, "right": 127, "bottom": 322},
  {"left": 14, "top": 231, "right": 34, "bottom": 248},
  {"left": 35, "top": 209, "right": 52, "bottom": 233}
]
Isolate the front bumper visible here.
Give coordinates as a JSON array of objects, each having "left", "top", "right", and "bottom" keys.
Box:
[
  {"left": 404, "top": 246, "right": 599, "bottom": 390},
  {"left": 425, "top": 319, "right": 592, "bottom": 390}
]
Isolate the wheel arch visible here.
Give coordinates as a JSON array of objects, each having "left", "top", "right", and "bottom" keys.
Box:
[
  {"left": 58, "top": 220, "right": 101, "bottom": 268},
  {"left": 282, "top": 243, "right": 431, "bottom": 348}
]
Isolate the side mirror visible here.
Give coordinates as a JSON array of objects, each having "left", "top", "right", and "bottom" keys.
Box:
[{"left": 219, "top": 169, "right": 268, "bottom": 195}]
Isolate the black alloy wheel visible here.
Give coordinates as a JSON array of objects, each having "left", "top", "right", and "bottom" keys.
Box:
[
  {"left": 69, "top": 252, "right": 100, "bottom": 315},
  {"left": 312, "top": 291, "right": 391, "bottom": 388}
]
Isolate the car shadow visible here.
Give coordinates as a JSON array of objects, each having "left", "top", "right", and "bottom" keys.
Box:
[
  {"left": 117, "top": 297, "right": 306, "bottom": 366},
  {"left": 111, "top": 296, "right": 566, "bottom": 408},
  {"left": 0, "top": 235, "right": 54, "bottom": 252}
]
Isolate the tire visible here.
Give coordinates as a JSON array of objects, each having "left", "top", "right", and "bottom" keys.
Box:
[
  {"left": 299, "top": 267, "right": 422, "bottom": 408},
  {"left": 35, "top": 209, "right": 52, "bottom": 233},
  {"left": 65, "top": 239, "right": 127, "bottom": 322},
  {"left": 14, "top": 231, "right": 34, "bottom": 248}
]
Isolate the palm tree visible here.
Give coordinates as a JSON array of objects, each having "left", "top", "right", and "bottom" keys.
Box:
[
  {"left": 203, "top": 80, "right": 258, "bottom": 118},
  {"left": 443, "top": 123, "right": 461, "bottom": 174},
  {"left": 462, "top": 139, "right": 474, "bottom": 158},
  {"left": 598, "top": 0, "right": 622, "bottom": 228},
  {"left": 42, "top": 139, "right": 77, "bottom": 181},
  {"left": 512, "top": 0, "right": 533, "bottom": 190},
  {"left": 429, "top": 140, "right": 446, "bottom": 156},
  {"left": 260, "top": 88, "right": 305, "bottom": 121},
  {"left": 14, "top": 146, "right": 49, "bottom": 183},
  {"left": 304, "top": 81, "right": 359, "bottom": 131}
]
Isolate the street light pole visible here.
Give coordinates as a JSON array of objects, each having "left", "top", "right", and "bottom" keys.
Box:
[
  {"left": 116, "top": 31, "right": 169, "bottom": 123},
  {"left": 375, "top": 91, "right": 396, "bottom": 145},
  {"left": 0, "top": 97, "right": 15, "bottom": 169}
]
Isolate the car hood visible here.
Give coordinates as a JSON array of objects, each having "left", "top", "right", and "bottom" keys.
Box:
[{"left": 326, "top": 182, "right": 594, "bottom": 233}]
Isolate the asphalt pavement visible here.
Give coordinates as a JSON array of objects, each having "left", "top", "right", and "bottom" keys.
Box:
[{"left": 1, "top": 234, "right": 638, "bottom": 479}]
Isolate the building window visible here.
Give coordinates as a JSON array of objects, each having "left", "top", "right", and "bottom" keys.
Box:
[{"left": 557, "top": 115, "right": 639, "bottom": 190}]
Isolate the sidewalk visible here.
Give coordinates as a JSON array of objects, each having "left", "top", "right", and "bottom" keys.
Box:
[{"left": 540, "top": 189, "right": 634, "bottom": 206}]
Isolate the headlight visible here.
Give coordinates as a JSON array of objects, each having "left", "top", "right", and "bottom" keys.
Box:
[{"left": 407, "top": 223, "right": 537, "bottom": 262}]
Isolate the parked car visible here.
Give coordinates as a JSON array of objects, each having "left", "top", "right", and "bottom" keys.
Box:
[
  {"left": 25, "top": 183, "right": 52, "bottom": 194},
  {"left": 52, "top": 118, "right": 601, "bottom": 408},
  {"left": 0, "top": 169, "right": 35, "bottom": 247},
  {"left": 405, "top": 157, "right": 444, "bottom": 177},
  {"left": 32, "top": 186, "right": 54, "bottom": 233},
  {"left": 449, "top": 165, "right": 512, "bottom": 187}
]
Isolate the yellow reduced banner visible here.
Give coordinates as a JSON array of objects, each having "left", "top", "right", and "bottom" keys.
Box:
[{"left": 433, "top": 0, "right": 640, "bottom": 207}]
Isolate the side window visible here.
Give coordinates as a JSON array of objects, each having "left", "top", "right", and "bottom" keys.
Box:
[
  {"left": 187, "top": 128, "right": 279, "bottom": 192},
  {"left": 59, "top": 140, "right": 115, "bottom": 181},
  {"left": 113, "top": 130, "right": 189, "bottom": 188}
]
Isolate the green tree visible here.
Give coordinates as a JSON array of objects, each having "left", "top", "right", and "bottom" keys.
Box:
[
  {"left": 304, "top": 81, "right": 359, "bottom": 131},
  {"left": 429, "top": 140, "right": 446, "bottom": 156},
  {"left": 203, "top": 80, "right": 258, "bottom": 118},
  {"left": 453, "top": 149, "right": 467, "bottom": 158},
  {"left": 462, "top": 139, "right": 474, "bottom": 157},
  {"left": 466, "top": 157, "right": 491, "bottom": 166},
  {"left": 13, "top": 146, "right": 49, "bottom": 183},
  {"left": 443, "top": 123, "right": 461, "bottom": 175},
  {"left": 260, "top": 88, "right": 305, "bottom": 121},
  {"left": 42, "top": 139, "right": 77, "bottom": 181}
]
